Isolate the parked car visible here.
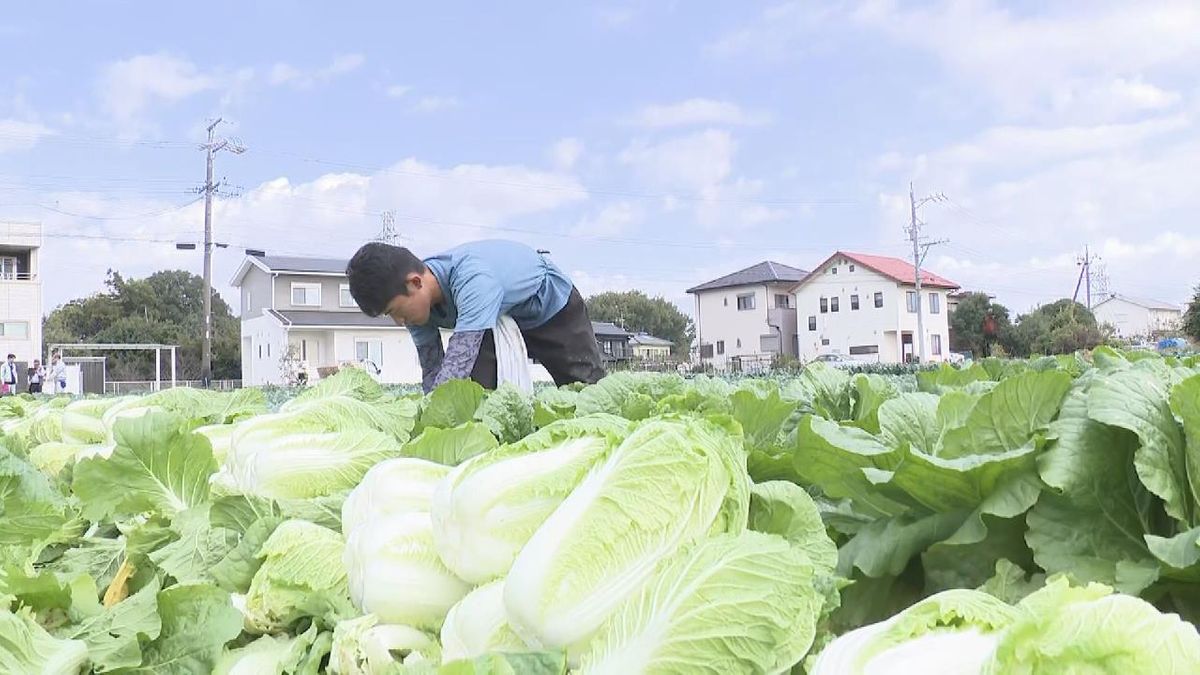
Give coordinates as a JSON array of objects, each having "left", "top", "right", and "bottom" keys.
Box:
[{"left": 811, "top": 353, "right": 857, "bottom": 369}]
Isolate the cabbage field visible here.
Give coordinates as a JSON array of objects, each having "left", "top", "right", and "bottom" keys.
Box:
[{"left": 2, "top": 348, "right": 1200, "bottom": 673}]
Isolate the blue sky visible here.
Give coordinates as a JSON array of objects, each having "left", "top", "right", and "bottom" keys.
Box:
[{"left": 3, "top": 1, "right": 1198, "bottom": 316}]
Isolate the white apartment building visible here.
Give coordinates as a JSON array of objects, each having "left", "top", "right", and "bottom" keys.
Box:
[{"left": 1, "top": 221, "right": 44, "bottom": 383}]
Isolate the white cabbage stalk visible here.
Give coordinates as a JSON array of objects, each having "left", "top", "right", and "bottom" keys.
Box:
[
  {"left": 344, "top": 512, "right": 471, "bottom": 630},
  {"left": 342, "top": 457, "right": 450, "bottom": 537},
  {"left": 504, "top": 416, "right": 749, "bottom": 651},
  {"left": 431, "top": 417, "right": 627, "bottom": 584},
  {"left": 440, "top": 580, "right": 529, "bottom": 662}
]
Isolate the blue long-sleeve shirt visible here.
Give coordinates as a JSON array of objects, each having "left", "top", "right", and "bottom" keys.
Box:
[{"left": 408, "top": 240, "right": 573, "bottom": 391}]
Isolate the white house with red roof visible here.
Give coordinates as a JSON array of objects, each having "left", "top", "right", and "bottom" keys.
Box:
[{"left": 791, "top": 251, "right": 960, "bottom": 364}]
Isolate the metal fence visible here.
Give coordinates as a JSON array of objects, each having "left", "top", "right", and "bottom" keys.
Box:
[{"left": 103, "top": 379, "right": 243, "bottom": 395}]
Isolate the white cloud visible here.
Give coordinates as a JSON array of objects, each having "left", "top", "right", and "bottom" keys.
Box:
[
  {"left": 628, "top": 98, "right": 771, "bottom": 128},
  {"left": 714, "top": 2, "right": 1200, "bottom": 120},
  {"left": 571, "top": 201, "right": 644, "bottom": 237},
  {"left": 268, "top": 53, "right": 366, "bottom": 89},
  {"left": 0, "top": 119, "right": 55, "bottom": 153},
  {"left": 33, "top": 157, "right": 589, "bottom": 312},
  {"left": 548, "top": 137, "right": 584, "bottom": 171},
  {"left": 412, "top": 96, "right": 459, "bottom": 113},
  {"left": 384, "top": 84, "right": 412, "bottom": 99},
  {"left": 620, "top": 129, "right": 735, "bottom": 191},
  {"left": 595, "top": 6, "right": 638, "bottom": 28},
  {"left": 98, "top": 53, "right": 219, "bottom": 133}
]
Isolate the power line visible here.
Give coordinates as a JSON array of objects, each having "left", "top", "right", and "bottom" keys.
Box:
[{"left": 35, "top": 196, "right": 203, "bottom": 221}]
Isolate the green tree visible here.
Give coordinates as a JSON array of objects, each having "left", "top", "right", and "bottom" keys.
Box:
[
  {"left": 949, "top": 292, "right": 1013, "bottom": 358},
  {"left": 585, "top": 290, "right": 694, "bottom": 356},
  {"left": 1002, "top": 299, "right": 1108, "bottom": 357},
  {"left": 1184, "top": 285, "right": 1200, "bottom": 343},
  {"left": 43, "top": 269, "right": 241, "bottom": 381}
]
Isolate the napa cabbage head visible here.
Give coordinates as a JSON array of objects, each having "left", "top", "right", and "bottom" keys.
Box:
[
  {"left": 242, "top": 519, "right": 355, "bottom": 633},
  {"left": 503, "top": 415, "right": 750, "bottom": 651},
  {"left": 0, "top": 607, "right": 89, "bottom": 675},
  {"left": 219, "top": 398, "right": 415, "bottom": 500},
  {"left": 440, "top": 580, "right": 530, "bottom": 663},
  {"left": 329, "top": 614, "right": 440, "bottom": 675},
  {"left": 341, "top": 457, "right": 450, "bottom": 537},
  {"left": 343, "top": 512, "right": 471, "bottom": 630},
  {"left": 983, "top": 577, "right": 1200, "bottom": 674},
  {"left": 810, "top": 589, "right": 1020, "bottom": 675},
  {"left": 579, "top": 531, "right": 823, "bottom": 675},
  {"left": 431, "top": 415, "right": 630, "bottom": 583}
]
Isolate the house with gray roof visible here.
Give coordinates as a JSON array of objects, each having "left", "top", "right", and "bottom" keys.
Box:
[
  {"left": 230, "top": 254, "right": 423, "bottom": 385},
  {"left": 686, "top": 261, "right": 808, "bottom": 370},
  {"left": 1092, "top": 294, "right": 1184, "bottom": 339}
]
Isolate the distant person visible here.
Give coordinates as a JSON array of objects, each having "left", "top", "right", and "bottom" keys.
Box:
[
  {"left": 27, "top": 359, "right": 44, "bottom": 394},
  {"left": 0, "top": 354, "right": 17, "bottom": 395},
  {"left": 49, "top": 354, "right": 67, "bottom": 394},
  {"left": 346, "top": 240, "right": 606, "bottom": 393}
]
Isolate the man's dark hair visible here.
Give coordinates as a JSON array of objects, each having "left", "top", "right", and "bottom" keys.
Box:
[
  {"left": 346, "top": 243, "right": 426, "bottom": 316},
  {"left": 6, "top": 354, "right": 13, "bottom": 359}
]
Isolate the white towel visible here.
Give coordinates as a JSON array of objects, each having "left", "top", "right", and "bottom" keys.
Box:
[{"left": 494, "top": 315, "right": 533, "bottom": 394}]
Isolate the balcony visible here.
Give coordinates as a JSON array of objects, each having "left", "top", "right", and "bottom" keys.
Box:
[{"left": 0, "top": 272, "right": 38, "bottom": 282}]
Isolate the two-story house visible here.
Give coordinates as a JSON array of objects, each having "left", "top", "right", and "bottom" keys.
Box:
[
  {"left": 1092, "top": 295, "right": 1184, "bottom": 340},
  {"left": 592, "top": 322, "right": 632, "bottom": 364},
  {"left": 687, "top": 261, "right": 808, "bottom": 371},
  {"left": 1, "top": 221, "right": 44, "bottom": 384},
  {"left": 231, "top": 254, "right": 426, "bottom": 386},
  {"left": 793, "top": 251, "right": 959, "bottom": 364},
  {"left": 629, "top": 332, "right": 674, "bottom": 361}
]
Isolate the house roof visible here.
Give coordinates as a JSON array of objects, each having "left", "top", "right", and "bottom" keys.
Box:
[
  {"left": 686, "top": 261, "right": 809, "bottom": 294},
  {"left": 231, "top": 254, "right": 350, "bottom": 286},
  {"left": 592, "top": 321, "right": 631, "bottom": 338},
  {"left": 793, "top": 251, "right": 959, "bottom": 291},
  {"left": 269, "top": 309, "right": 398, "bottom": 328},
  {"left": 629, "top": 333, "right": 673, "bottom": 347},
  {"left": 1095, "top": 294, "right": 1183, "bottom": 312}
]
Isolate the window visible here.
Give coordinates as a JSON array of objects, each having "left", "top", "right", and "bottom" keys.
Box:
[
  {"left": 850, "top": 294, "right": 860, "bottom": 310},
  {"left": 0, "top": 256, "right": 16, "bottom": 280},
  {"left": 906, "top": 291, "right": 918, "bottom": 313},
  {"left": 849, "top": 264, "right": 856, "bottom": 272},
  {"left": 849, "top": 345, "right": 879, "bottom": 355},
  {"left": 821, "top": 338, "right": 830, "bottom": 346},
  {"left": 298, "top": 340, "right": 307, "bottom": 361},
  {"left": 775, "top": 294, "right": 792, "bottom": 309},
  {"left": 929, "top": 293, "right": 941, "bottom": 314},
  {"left": 0, "top": 321, "right": 28, "bottom": 338},
  {"left": 700, "top": 344, "right": 714, "bottom": 359},
  {"left": 830, "top": 296, "right": 840, "bottom": 312},
  {"left": 874, "top": 292, "right": 884, "bottom": 308},
  {"left": 723, "top": 297, "right": 728, "bottom": 306},
  {"left": 736, "top": 293, "right": 756, "bottom": 311},
  {"left": 808, "top": 315, "right": 817, "bottom": 331},
  {"left": 291, "top": 282, "right": 321, "bottom": 307},
  {"left": 820, "top": 297, "right": 828, "bottom": 313},
  {"left": 931, "top": 334, "right": 943, "bottom": 356},
  {"left": 355, "top": 339, "right": 384, "bottom": 367},
  {"left": 831, "top": 267, "right": 838, "bottom": 275},
  {"left": 736, "top": 338, "right": 742, "bottom": 348},
  {"left": 267, "top": 343, "right": 271, "bottom": 358},
  {"left": 716, "top": 340, "right": 725, "bottom": 355},
  {"left": 258, "top": 344, "right": 262, "bottom": 358},
  {"left": 340, "top": 284, "right": 356, "bottom": 308}
]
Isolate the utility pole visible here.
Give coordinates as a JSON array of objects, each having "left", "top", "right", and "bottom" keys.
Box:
[
  {"left": 906, "top": 182, "right": 947, "bottom": 363},
  {"left": 198, "top": 119, "right": 245, "bottom": 386},
  {"left": 1073, "top": 245, "right": 1101, "bottom": 309}
]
